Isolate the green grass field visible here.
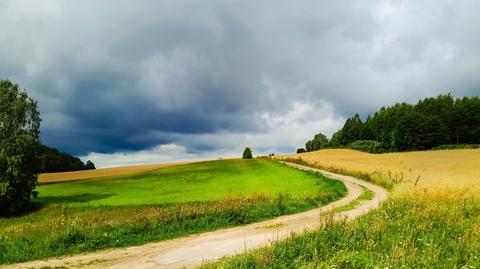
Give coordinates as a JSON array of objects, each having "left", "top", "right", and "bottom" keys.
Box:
[
  {"left": 0, "top": 159, "right": 346, "bottom": 264},
  {"left": 35, "top": 159, "right": 338, "bottom": 206}
]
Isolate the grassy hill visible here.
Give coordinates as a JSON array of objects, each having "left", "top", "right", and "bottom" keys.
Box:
[
  {"left": 36, "top": 159, "right": 342, "bottom": 206},
  {"left": 203, "top": 149, "right": 480, "bottom": 268},
  {"left": 0, "top": 159, "right": 346, "bottom": 264}
]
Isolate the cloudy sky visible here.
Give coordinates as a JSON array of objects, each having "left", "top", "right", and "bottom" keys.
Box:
[{"left": 1, "top": 0, "right": 479, "bottom": 167}]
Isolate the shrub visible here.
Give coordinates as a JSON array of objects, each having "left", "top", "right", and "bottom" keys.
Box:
[
  {"left": 432, "top": 144, "right": 480, "bottom": 150},
  {"left": 296, "top": 148, "right": 306, "bottom": 153},
  {"left": 347, "top": 140, "right": 388, "bottom": 153},
  {"left": 243, "top": 147, "right": 253, "bottom": 159}
]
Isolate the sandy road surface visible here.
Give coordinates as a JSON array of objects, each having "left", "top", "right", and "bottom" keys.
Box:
[{"left": 7, "top": 162, "right": 388, "bottom": 269}]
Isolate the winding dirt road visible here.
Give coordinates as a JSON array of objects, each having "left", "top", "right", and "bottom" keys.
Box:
[{"left": 7, "top": 162, "right": 388, "bottom": 269}]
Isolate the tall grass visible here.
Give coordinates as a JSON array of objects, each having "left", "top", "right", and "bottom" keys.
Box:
[
  {"left": 202, "top": 190, "right": 480, "bottom": 269},
  {"left": 0, "top": 194, "right": 342, "bottom": 264},
  {"left": 278, "top": 148, "right": 480, "bottom": 194},
  {"left": 0, "top": 171, "right": 346, "bottom": 264},
  {"left": 201, "top": 149, "right": 480, "bottom": 268},
  {"left": 280, "top": 157, "right": 399, "bottom": 190}
]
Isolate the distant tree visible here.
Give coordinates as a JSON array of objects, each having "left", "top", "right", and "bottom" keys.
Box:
[
  {"left": 305, "top": 132, "right": 329, "bottom": 151},
  {"left": 340, "top": 113, "right": 364, "bottom": 145},
  {"left": 296, "top": 148, "right": 306, "bottom": 153},
  {"left": 366, "top": 103, "right": 414, "bottom": 149},
  {"left": 85, "top": 160, "right": 96, "bottom": 170},
  {"left": 0, "top": 80, "right": 41, "bottom": 215},
  {"left": 452, "top": 96, "right": 480, "bottom": 144},
  {"left": 303, "top": 94, "right": 479, "bottom": 152},
  {"left": 416, "top": 94, "right": 455, "bottom": 143},
  {"left": 392, "top": 112, "right": 450, "bottom": 151},
  {"left": 305, "top": 140, "right": 313, "bottom": 151},
  {"left": 328, "top": 130, "right": 343, "bottom": 147},
  {"left": 37, "top": 144, "right": 89, "bottom": 173},
  {"left": 242, "top": 147, "right": 253, "bottom": 159},
  {"left": 361, "top": 115, "right": 375, "bottom": 140}
]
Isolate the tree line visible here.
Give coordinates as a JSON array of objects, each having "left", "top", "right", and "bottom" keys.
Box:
[
  {"left": 37, "top": 144, "right": 95, "bottom": 173},
  {"left": 300, "top": 94, "right": 480, "bottom": 153}
]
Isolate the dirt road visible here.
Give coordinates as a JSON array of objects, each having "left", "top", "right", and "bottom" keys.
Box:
[{"left": 7, "top": 162, "right": 388, "bottom": 269}]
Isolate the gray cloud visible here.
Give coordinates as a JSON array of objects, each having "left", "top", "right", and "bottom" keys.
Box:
[{"left": 1, "top": 0, "right": 479, "bottom": 165}]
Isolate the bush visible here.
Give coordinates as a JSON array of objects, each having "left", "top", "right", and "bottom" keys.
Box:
[
  {"left": 296, "top": 148, "right": 306, "bottom": 154},
  {"left": 242, "top": 147, "right": 253, "bottom": 159},
  {"left": 432, "top": 144, "right": 480, "bottom": 150},
  {"left": 347, "top": 140, "right": 389, "bottom": 153}
]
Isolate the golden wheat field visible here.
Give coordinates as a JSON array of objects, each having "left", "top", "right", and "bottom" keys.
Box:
[
  {"left": 278, "top": 148, "right": 480, "bottom": 195},
  {"left": 38, "top": 161, "right": 193, "bottom": 184}
]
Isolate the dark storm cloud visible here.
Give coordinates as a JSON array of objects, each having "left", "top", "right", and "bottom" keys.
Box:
[{"left": 1, "top": 0, "right": 480, "bottom": 159}]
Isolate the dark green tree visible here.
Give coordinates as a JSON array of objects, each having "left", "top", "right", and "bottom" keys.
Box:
[
  {"left": 366, "top": 103, "right": 414, "bottom": 149},
  {"left": 85, "top": 160, "right": 96, "bottom": 170},
  {"left": 392, "top": 112, "right": 450, "bottom": 151},
  {"left": 242, "top": 147, "right": 253, "bottom": 159},
  {"left": 305, "top": 132, "right": 329, "bottom": 151},
  {"left": 296, "top": 148, "right": 306, "bottom": 153},
  {"left": 328, "top": 130, "right": 343, "bottom": 147},
  {"left": 452, "top": 96, "right": 480, "bottom": 144},
  {"left": 37, "top": 144, "right": 89, "bottom": 172},
  {"left": 361, "top": 115, "right": 375, "bottom": 140},
  {"left": 304, "top": 94, "right": 479, "bottom": 152},
  {"left": 0, "top": 80, "right": 41, "bottom": 214},
  {"left": 340, "top": 113, "right": 364, "bottom": 145}
]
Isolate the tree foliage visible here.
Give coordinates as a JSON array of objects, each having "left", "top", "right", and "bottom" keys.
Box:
[
  {"left": 347, "top": 140, "right": 387, "bottom": 153},
  {"left": 303, "top": 94, "right": 480, "bottom": 153},
  {"left": 37, "top": 144, "right": 95, "bottom": 173},
  {"left": 85, "top": 160, "right": 96, "bottom": 170},
  {"left": 242, "top": 147, "right": 253, "bottom": 159},
  {"left": 0, "top": 80, "right": 41, "bottom": 214},
  {"left": 339, "top": 113, "right": 363, "bottom": 145},
  {"left": 296, "top": 148, "right": 306, "bottom": 154},
  {"left": 392, "top": 112, "right": 450, "bottom": 151},
  {"left": 305, "top": 132, "right": 329, "bottom": 152}
]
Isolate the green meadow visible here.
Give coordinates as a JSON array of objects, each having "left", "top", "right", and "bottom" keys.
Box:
[
  {"left": 0, "top": 159, "right": 346, "bottom": 264},
  {"left": 35, "top": 159, "right": 340, "bottom": 206}
]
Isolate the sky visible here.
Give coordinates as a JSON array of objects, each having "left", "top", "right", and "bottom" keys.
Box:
[{"left": 1, "top": 0, "right": 479, "bottom": 167}]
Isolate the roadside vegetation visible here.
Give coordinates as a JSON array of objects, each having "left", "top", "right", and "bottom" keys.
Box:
[
  {"left": 333, "top": 186, "right": 374, "bottom": 213},
  {"left": 202, "top": 190, "right": 480, "bottom": 269},
  {"left": 0, "top": 159, "right": 346, "bottom": 264},
  {"left": 202, "top": 148, "right": 480, "bottom": 268}
]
